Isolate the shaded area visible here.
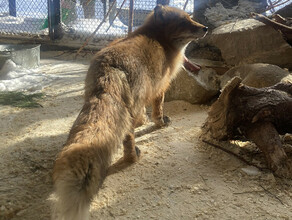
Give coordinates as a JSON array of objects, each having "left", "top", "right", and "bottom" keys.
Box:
[{"left": 0, "top": 134, "right": 67, "bottom": 220}]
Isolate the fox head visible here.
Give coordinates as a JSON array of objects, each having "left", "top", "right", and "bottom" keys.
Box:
[{"left": 140, "top": 5, "right": 208, "bottom": 49}]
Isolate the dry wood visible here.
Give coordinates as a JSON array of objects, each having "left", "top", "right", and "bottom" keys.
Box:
[
  {"left": 246, "top": 122, "right": 288, "bottom": 172},
  {"left": 251, "top": 12, "right": 292, "bottom": 34},
  {"left": 202, "top": 77, "right": 292, "bottom": 178},
  {"left": 251, "top": 12, "right": 292, "bottom": 45},
  {"left": 272, "top": 14, "right": 287, "bottom": 24}
]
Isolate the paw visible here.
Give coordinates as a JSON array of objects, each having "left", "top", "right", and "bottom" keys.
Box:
[
  {"left": 107, "top": 148, "right": 140, "bottom": 175},
  {"left": 154, "top": 115, "right": 171, "bottom": 128},
  {"left": 162, "top": 115, "right": 171, "bottom": 126},
  {"left": 135, "top": 146, "right": 141, "bottom": 158},
  {"left": 125, "top": 147, "right": 140, "bottom": 163}
]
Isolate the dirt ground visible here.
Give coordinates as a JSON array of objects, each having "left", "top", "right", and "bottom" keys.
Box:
[{"left": 0, "top": 52, "right": 291, "bottom": 220}]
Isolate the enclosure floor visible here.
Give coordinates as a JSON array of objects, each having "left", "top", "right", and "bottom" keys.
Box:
[{"left": 0, "top": 52, "right": 291, "bottom": 220}]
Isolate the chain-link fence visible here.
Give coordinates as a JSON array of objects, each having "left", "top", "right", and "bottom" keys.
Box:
[
  {"left": 0, "top": 0, "right": 195, "bottom": 43},
  {"left": 0, "top": 0, "right": 48, "bottom": 35},
  {"left": 0, "top": 0, "right": 291, "bottom": 45},
  {"left": 60, "top": 0, "right": 194, "bottom": 41}
]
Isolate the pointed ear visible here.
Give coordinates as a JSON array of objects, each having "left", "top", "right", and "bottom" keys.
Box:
[{"left": 154, "top": 4, "right": 165, "bottom": 22}]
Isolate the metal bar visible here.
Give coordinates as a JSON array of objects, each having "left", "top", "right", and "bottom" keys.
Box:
[
  {"left": 48, "top": 0, "right": 62, "bottom": 40},
  {"left": 106, "top": 0, "right": 127, "bottom": 32},
  {"left": 109, "top": 0, "right": 117, "bottom": 24},
  {"left": 9, "top": 0, "right": 16, "bottom": 17},
  {"left": 103, "top": 0, "right": 109, "bottom": 20},
  {"left": 268, "top": 0, "right": 275, "bottom": 13},
  {"left": 183, "top": 0, "right": 189, "bottom": 11},
  {"left": 48, "top": 0, "right": 54, "bottom": 39},
  {"left": 76, "top": 0, "right": 117, "bottom": 56},
  {"left": 265, "top": 0, "right": 290, "bottom": 12},
  {"left": 128, "top": 0, "right": 134, "bottom": 34},
  {"left": 54, "top": 0, "right": 61, "bottom": 36}
]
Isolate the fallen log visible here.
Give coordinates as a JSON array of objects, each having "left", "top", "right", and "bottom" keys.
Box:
[{"left": 202, "top": 77, "right": 292, "bottom": 178}]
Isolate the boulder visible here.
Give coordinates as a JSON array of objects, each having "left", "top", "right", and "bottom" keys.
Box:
[
  {"left": 204, "top": 0, "right": 267, "bottom": 27},
  {"left": 194, "top": 0, "right": 267, "bottom": 28},
  {"left": 220, "top": 63, "right": 292, "bottom": 88},
  {"left": 207, "top": 19, "right": 292, "bottom": 70},
  {"left": 165, "top": 65, "right": 220, "bottom": 104}
]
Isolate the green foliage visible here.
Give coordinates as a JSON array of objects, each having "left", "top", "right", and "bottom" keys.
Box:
[{"left": 0, "top": 91, "right": 44, "bottom": 108}]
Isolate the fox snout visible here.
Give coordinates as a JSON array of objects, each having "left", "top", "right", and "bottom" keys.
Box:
[
  {"left": 188, "top": 27, "right": 207, "bottom": 41},
  {"left": 194, "top": 24, "right": 208, "bottom": 39},
  {"left": 201, "top": 26, "right": 208, "bottom": 38}
]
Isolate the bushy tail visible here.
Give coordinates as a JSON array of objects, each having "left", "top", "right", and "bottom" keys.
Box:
[
  {"left": 50, "top": 71, "right": 133, "bottom": 219},
  {"left": 50, "top": 142, "right": 113, "bottom": 220}
]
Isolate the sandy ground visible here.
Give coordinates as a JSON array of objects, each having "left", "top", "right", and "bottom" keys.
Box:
[{"left": 0, "top": 52, "right": 291, "bottom": 220}]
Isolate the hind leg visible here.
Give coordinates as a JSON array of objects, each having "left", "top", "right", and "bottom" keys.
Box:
[
  {"left": 122, "top": 132, "right": 140, "bottom": 163},
  {"left": 152, "top": 92, "right": 171, "bottom": 127},
  {"left": 107, "top": 130, "right": 140, "bottom": 175}
]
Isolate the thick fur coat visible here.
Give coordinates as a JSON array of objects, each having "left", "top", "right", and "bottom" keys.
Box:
[{"left": 51, "top": 5, "right": 207, "bottom": 220}]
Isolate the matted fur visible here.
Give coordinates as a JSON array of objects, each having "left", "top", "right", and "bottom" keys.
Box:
[{"left": 51, "top": 5, "right": 207, "bottom": 220}]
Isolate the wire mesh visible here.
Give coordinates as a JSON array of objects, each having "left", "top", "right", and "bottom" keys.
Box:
[
  {"left": 64, "top": 0, "right": 157, "bottom": 41},
  {"left": 0, "top": 0, "right": 48, "bottom": 35},
  {"left": 0, "top": 0, "right": 195, "bottom": 42},
  {"left": 267, "top": 0, "right": 291, "bottom": 13},
  {"left": 65, "top": 0, "right": 130, "bottom": 40},
  {"left": 67, "top": 0, "right": 194, "bottom": 41},
  {"left": 0, "top": 0, "right": 291, "bottom": 43}
]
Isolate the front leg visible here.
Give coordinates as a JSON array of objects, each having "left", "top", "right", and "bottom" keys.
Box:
[{"left": 152, "top": 92, "right": 171, "bottom": 127}]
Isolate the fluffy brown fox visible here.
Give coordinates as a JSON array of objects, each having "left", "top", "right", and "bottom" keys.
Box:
[{"left": 51, "top": 5, "right": 207, "bottom": 220}]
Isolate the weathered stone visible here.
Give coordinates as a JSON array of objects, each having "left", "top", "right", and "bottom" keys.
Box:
[
  {"left": 220, "top": 63, "right": 292, "bottom": 88},
  {"left": 194, "top": 0, "right": 267, "bottom": 28},
  {"left": 208, "top": 19, "right": 292, "bottom": 69},
  {"left": 165, "top": 66, "right": 220, "bottom": 104},
  {"left": 204, "top": 1, "right": 266, "bottom": 27}
]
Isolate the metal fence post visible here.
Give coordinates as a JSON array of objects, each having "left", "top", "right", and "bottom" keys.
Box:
[
  {"left": 48, "top": 0, "right": 63, "bottom": 40},
  {"left": 193, "top": 0, "right": 207, "bottom": 24},
  {"left": 9, "top": 0, "right": 16, "bottom": 17},
  {"left": 128, "top": 0, "right": 134, "bottom": 34},
  {"left": 103, "top": 0, "right": 109, "bottom": 21}
]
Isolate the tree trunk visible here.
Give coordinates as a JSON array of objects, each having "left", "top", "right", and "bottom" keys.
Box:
[{"left": 202, "top": 77, "right": 292, "bottom": 177}]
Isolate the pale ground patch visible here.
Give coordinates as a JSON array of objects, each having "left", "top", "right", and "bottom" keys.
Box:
[{"left": 0, "top": 52, "right": 291, "bottom": 220}]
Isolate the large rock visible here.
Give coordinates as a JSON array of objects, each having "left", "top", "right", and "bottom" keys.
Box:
[
  {"left": 194, "top": 0, "right": 266, "bottom": 28},
  {"left": 204, "top": 0, "right": 266, "bottom": 27},
  {"left": 165, "top": 65, "right": 220, "bottom": 104},
  {"left": 208, "top": 19, "right": 292, "bottom": 69},
  {"left": 220, "top": 63, "right": 292, "bottom": 88}
]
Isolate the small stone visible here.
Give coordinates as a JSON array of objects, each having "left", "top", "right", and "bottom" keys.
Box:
[
  {"left": 241, "top": 166, "right": 261, "bottom": 176},
  {"left": 165, "top": 67, "right": 220, "bottom": 104}
]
